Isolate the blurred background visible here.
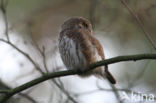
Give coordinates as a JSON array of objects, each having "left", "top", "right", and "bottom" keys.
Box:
[{"left": 0, "top": 0, "right": 156, "bottom": 103}]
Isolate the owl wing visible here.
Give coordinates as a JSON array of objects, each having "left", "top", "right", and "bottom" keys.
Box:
[
  {"left": 89, "top": 35, "right": 116, "bottom": 84},
  {"left": 89, "top": 36, "right": 105, "bottom": 59}
]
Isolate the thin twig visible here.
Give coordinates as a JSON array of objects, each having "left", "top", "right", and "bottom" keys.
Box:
[
  {"left": 52, "top": 79, "right": 77, "bottom": 103},
  {"left": 42, "top": 46, "right": 49, "bottom": 73},
  {"left": 31, "top": 39, "right": 49, "bottom": 73},
  {"left": 18, "top": 93, "right": 37, "bottom": 103},
  {"left": 0, "top": 0, "right": 9, "bottom": 41},
  {"left": 121, "top": 0, "right": 156, "bottom": 50}
]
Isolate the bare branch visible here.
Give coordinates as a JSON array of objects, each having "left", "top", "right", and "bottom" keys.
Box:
[
  {"left": 0, "top": 90, "right": 9, "bottom": 94},
  {"left": 31, "top": 39, "right": 49, "bottom": 73},
  {"left": 0, "top": 53, "right": 156, "bottom": 102}
]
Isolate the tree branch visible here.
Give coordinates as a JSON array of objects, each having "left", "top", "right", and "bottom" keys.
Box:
[
  {"left": 0, "top": 80, "right": 38, "bottom": 103},
  {"left": 0, "top": 90, "right": 9, "bottom": 94},
  {"left": 0, "top": 53, "right": 156, "bottom": 102}
]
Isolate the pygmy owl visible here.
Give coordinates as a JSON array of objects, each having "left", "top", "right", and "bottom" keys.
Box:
[{"left": 59, "top": 17, "right": 116, "bottom": 84}]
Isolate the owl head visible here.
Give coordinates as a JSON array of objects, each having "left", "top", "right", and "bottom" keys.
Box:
[{"left": 61, "top": 17, "right": 92, "bottom": 32}]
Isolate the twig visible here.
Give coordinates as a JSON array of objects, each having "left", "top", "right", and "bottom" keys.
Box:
[
  {"left": 121, "top": 0, "right": 156, "bottom": 50},
  {"left": 52, "top": 79, "right": 77, "bottom": 103},
  {"left": 42, "top": 46, "right": 49, "bottom": 73},
  {"left": 0, "top": 53, "right": 156, "bottom": 102},
  {"left": 18, "top": 93, "right": 37, "bottom": 103},
  {"left": 0, "top": 0, "right": 10, "bottom": 41},
  {"left": 31, "top": 39, "right": 49, "bottom": 73}
]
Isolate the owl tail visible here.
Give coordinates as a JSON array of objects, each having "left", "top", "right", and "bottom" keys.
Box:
[{"left": 104, "top": 65, "right": 116, "bottom": 84}]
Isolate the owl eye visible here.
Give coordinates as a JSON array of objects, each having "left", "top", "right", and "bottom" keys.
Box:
[{"left": 82, "top": 22, "right": 88, "bottom": 28}]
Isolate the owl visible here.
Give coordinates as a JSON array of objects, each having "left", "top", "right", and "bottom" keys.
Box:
[{"left": 59, "top": 17, "right": 116, "bottom": 84}]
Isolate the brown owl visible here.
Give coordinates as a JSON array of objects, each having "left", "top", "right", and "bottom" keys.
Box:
[{"left": 59, "top": 17, "right": 116, "bottom": 84}]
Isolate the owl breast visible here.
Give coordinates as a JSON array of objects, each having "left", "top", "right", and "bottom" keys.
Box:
[{"left": 59, "top": 35, "right": 87, "bottom": 70}]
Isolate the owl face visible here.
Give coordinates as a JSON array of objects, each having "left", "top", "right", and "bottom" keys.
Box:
[{"left": 61, "top": 17, "right": 92, "bottom": 33}]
